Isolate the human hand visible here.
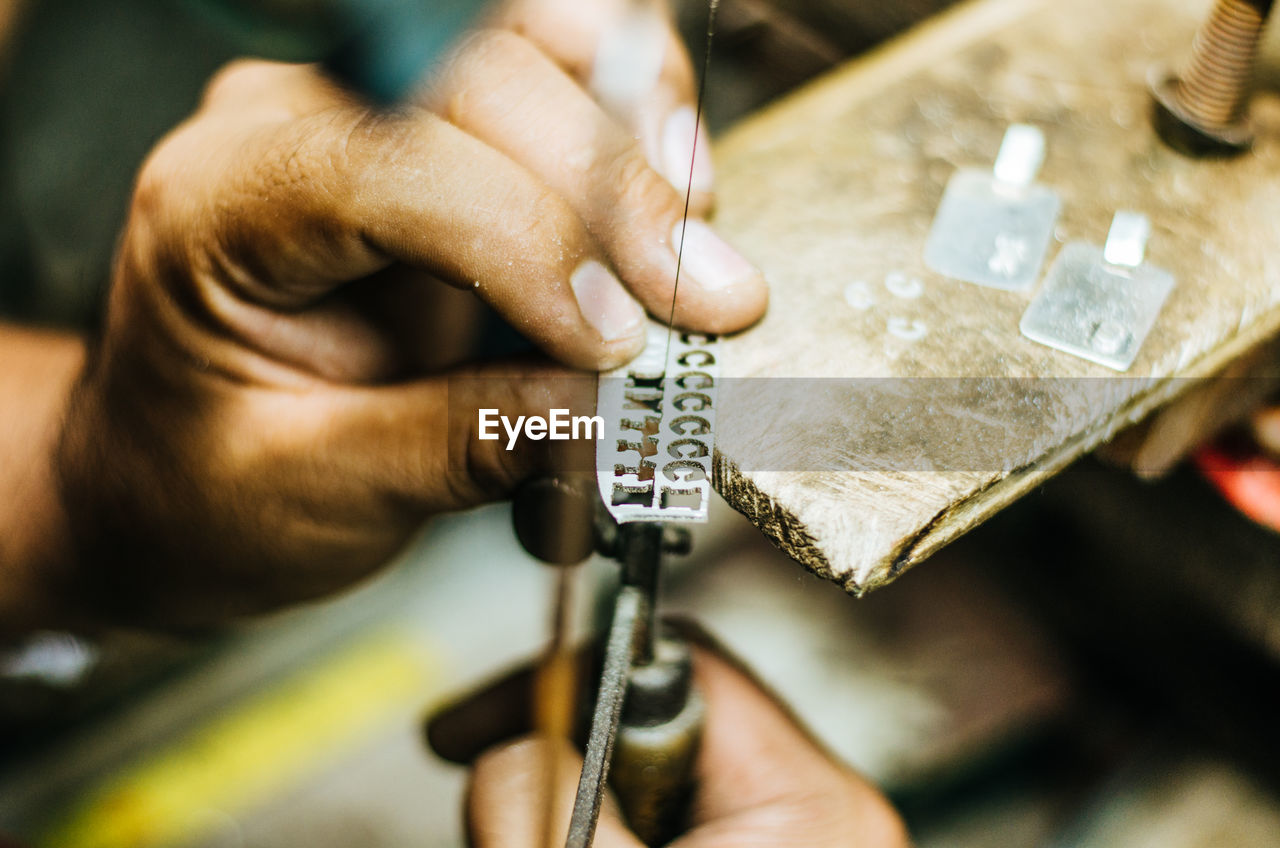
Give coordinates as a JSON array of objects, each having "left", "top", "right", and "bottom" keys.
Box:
[
  {"left": 444, "top": 646, "right": 910, "bottom": 847},
  {"left": 54, "top": 0, "right": 767, "bottom": 628},
  {"left": 1195, "top": 404, "right": 1280, "bottom": 533},
  {"left": 1253, "top": 406, "right": 1280, "bottom": 463}
]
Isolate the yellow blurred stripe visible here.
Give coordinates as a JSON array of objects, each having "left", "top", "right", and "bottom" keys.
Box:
[{"left": 41, "top": 632, "right": 438, "bottom": 848}]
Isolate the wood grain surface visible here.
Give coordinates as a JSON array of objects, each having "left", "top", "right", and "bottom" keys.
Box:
[{"left": 709, "top": 0, "right": 1280, "bottom": 593}]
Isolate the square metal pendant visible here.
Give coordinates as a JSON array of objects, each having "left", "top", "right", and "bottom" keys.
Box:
[
  {"left": 1020, "top": 213, "right": 1174, "bottom": 372},
  {"left": 924, "top": 124, "right": 1061, "bottom": 291},
  {"left": 925, "top": 173, "right": 1061, "bottom": 290}
]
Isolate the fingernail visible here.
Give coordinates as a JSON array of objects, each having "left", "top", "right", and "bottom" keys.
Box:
[
  {"left": 570, "top": 260, "right": 646, "bottom": 342},
  {"left": 673, "top": 220, "right": 760, "bottom": 291},
  {"left": 662, "top": 106, "right": 714, "bottom": 194}
]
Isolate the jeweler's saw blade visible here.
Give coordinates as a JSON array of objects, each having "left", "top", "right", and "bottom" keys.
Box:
[{"left": 596, "top": 322, "right": 720, "bottom": 524}]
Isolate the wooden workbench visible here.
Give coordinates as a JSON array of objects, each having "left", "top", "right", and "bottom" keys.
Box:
[{"left": 710, "top": 0, "right": 1280, "bottom": 594}]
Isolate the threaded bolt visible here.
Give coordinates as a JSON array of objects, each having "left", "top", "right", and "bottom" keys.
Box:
[{"left": 1152, "top": 0, "right": 1275, "bottom": 156}]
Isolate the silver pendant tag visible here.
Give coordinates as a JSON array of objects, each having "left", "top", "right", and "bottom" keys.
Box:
[
  {"left": 1020, "top": 211, "right": 1174, "bottom": 372},
  {"left": 924, "top": 124, "right": 1060, "bottom": 291},
  {"left": 597, "top": 323, "right": 719, "bottom": 524}
]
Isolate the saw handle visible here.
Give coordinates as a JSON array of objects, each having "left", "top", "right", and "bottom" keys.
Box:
[{"left": 611, "top": 635, "right": 704, "bottom": 846}]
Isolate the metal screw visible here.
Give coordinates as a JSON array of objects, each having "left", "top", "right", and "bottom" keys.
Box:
[{"left": 1151, "top": 0, "right": 1275, "bottom": 156}]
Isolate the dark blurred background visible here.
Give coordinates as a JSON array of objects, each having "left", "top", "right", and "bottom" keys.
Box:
[
  {"left": 0, "top": 0, "right": 959, "bottom": 326},
  {"left": 3, "top": 2, "right": 1280, "bottom": 848}
]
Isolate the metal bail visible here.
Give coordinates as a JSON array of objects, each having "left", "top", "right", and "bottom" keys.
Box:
[
  {"left": 1103, "top": 210, "right": 1151, "bottom": 268},
  {"left": 992, "top": 124, "right": 1046, "bottom": 186}
]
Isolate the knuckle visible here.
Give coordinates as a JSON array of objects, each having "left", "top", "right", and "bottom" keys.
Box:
[
  {"left": 132, "top": 149, "right": 171, "bottom": 221},
  {"left": 249, "top": 107, "right": 383, "bottom": 237},
  {"left": 468, "top": 26, "right": 529, "bottom": 61},
  {"left": 130, "top": 130, "right": 197, "bottom": 234},
  {"left": 610, "top": 148, "right": 676, "bottom": 225},
  {"left": 435, "top": 28, "right": 543, "bottom": 120},
  {"left": 464, "top": 436, "right": 524, "bottom": 501},
  {"left": 435, "top": 408, "right": 524, "bottom": 509},
  {"left": 489, "top": 177, "right": 583, "bottom": 268},
  {"left": 201, "top": 59, "right": 275, "bottom": 109},
  {"left": 454, "top": 27, "right": 537, "bottom": 77},
  {"left": 518, "top": 183, "right": 577, "bottom": 246},
  {"left": 322, "top": 105, "right": 427, "bottom": 191},
  {"left": 278, "top": 112, "right": 356, "bottom": 200}
]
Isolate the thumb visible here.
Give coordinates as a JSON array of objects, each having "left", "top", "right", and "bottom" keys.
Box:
[
  {"left": 468, "top": 736, "right": 644, "bottom": 848},
  {"left": 669, "top": 645, "right": 911, "bottom": 848},
  {"left": 312, "top": 358, "right": 597, "bottom": 515}
]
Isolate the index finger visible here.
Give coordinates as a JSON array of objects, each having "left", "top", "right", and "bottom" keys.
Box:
[
  {"left": 494, "top": 0, "right": 714, "bottom": 210},
  {"left": 152, "top": 62, "right": 651, "bottom": 370}
]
